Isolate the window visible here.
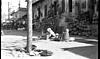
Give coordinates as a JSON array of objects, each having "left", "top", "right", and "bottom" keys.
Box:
[
  {"left": 38, "top": 7, "right": 41, "bottom": 18},
  {"left": 69, "top": 0, "right": 72, "bottom": 12},
  {"left": 81, "top": 1, "right": 86, "bottom": 9},
  {"left": 54, "top": 1, "right": 57, "bottom": 15},
  {"left": 62, "top": 0, "right": 65, "bottom": 13},
  {"left": 44, "top": 5, "right": 47, "bottom": 17},
  {"left": 32, "top": 12, "right": 34, "bottom": 19}
]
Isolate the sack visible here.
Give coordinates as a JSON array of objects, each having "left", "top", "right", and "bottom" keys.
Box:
[{"left": 39, "top": 50, "right": 53, "bottom": 56}]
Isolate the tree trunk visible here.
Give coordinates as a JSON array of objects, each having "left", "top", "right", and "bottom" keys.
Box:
[{"left": 27, "top": 0, "right": 33, "bottom": 54}]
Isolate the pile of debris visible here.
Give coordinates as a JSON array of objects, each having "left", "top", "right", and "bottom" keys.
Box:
[{"left": 11, "top": 45, "right": 53, "bottom": 57}]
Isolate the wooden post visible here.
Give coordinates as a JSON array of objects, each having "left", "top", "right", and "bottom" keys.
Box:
[{"left": 27, "top": 0, "right": 33, "bottom": 54}]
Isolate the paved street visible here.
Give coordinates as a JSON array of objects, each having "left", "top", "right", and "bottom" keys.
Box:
[{"left": 1, "top": 30, "right": 98, "bottom": 59}]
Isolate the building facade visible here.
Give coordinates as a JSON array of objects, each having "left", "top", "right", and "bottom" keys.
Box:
[
  {"left": 11, "top": 8, "right": 27, "bottom": 21},
  {"left": 29, "top": 0, "right": 98, "bottom": 37},
  {"left": 10, "top": 0, "right": 98, "bottom": 36},
  {"left": 31, "top": 0, "right": 98, "bottom": 21}
]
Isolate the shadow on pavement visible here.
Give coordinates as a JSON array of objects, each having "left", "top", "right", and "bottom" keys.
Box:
[
  {"left": 60, "top": 37, "right": 98, "bottom": 59},
  {"left": 62, "top": 45, "right": 98, "bottom": 59},
  {"left": 75, "top": 39, "right": 98, "bottom": 45}
]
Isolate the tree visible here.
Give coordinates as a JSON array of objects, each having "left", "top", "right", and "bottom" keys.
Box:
[{"left": 27, "top": 0, "right": 33, "bottom": 54}]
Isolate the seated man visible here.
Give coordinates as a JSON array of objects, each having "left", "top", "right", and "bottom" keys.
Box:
[
  {"left": 46, "top": 28, "right": 56, "bottom": 40},
  {"left": 46, "top": 28, "right": 61, "bottom": 41},
  {"left": 47, "top": 28, "right": 56, "bottom": 37}
]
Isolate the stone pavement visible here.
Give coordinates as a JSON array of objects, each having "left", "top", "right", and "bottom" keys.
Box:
[
  {"left": 1, "top": 30, "right": 98, "bottom": 59},
  {"left": 1, "top": 35, "right": 98, "bottom": 59}
]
